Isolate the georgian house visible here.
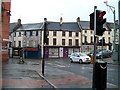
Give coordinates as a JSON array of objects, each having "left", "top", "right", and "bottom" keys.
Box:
[{"left": 9, "top": 18, "right": 112, "bottom": 59}]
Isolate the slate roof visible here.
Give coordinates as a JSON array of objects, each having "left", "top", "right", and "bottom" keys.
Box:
[
  {"left": 9, "top": 23, "right": 17, "bottom": 33},
  {"left": 106, "top": 22, "right": 118, "bottom": 29},
  {"left": 79, "top": 21, "right": 90, "bottom": 30},
  {"left": 16, "top": 23, "right": 44, "bottom": 31},
  {"left": 46, "top": 22, "right": 81, "bottom": 32},
  {"left": 10, "top": 21, "right": 113, "bottom": 33}
]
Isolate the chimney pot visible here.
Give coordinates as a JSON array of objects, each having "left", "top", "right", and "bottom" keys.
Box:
[
  {"left": 60, "top": 17, "right": 63, "bottom": 25},
  {"left": 17, "top": 19, "right": 21, "bottom": 25},
  {"left": 77, "top": 17, "right": 80, "bottom": 22}
]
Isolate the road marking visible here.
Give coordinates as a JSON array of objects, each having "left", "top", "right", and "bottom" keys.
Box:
[
  {"left": 55, "top": 64, "right": 66, "bottom": 67},
  {"left": 47, "top": 63, "right": 66, "bottom": 68},
  {"left": 107, "top": 82, "right": 118, "bottom": 87},
  {"left": 47, "top": 63, "right": 52, "bottom": 65}
]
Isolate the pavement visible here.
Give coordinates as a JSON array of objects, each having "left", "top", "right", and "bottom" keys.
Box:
[{"left": 2, "top": 58, "right": 119, "bottom": 89}]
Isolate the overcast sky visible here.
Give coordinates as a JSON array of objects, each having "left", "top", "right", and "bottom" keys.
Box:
[{"left": 10, "top": 0, "right": 118, "bottom": 24}]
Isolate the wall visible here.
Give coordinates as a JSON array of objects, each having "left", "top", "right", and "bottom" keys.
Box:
[{"left": 1, "top": 1, "right": 11, "bottom": 63}]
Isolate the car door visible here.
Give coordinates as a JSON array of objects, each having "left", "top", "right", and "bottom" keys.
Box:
[
  {"left": 74, "top": 53, "right": 80, "bottom": 62},
  {"left": 71, "top": 53, "right": 76, "bottom": 62}
]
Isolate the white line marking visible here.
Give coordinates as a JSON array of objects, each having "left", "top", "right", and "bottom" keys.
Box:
[{"left": 107, "top": 82, "right": 118, "bottom": 87}]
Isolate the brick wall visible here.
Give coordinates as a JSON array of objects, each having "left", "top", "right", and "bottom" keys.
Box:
[{"left": 1, "top": 1, "right": 11, "bottom": 63}]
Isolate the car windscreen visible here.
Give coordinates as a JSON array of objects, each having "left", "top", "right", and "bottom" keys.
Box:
[{"left": 79, "top": 53, "right": 87, "bottom": 56}]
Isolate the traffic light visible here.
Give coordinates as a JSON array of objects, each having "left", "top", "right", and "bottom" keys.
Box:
[
  {"left": 96, "top": 10, "right": 106, "bottom": 36},
  {"left": 90, "top": 10, "right": 106, "bottom": 36},
  {"left": 90, "top": 12, "right": 94, "bottom": 30}
]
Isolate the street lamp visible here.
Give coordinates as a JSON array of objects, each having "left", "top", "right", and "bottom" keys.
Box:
[
  {"left": 104, "top": 1, "right": 117, "bottom": 61},
  {"left": 42, "top": 18, "right": 47, "bottom": 76}
]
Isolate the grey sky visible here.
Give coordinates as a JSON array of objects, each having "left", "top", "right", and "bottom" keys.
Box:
[{"left": 10, "top": 0, "right": 118, "bottom": 23}]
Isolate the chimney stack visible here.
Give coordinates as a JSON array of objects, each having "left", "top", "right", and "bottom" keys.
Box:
[
  {"left": 60, "top": 17, "right": 63, "bottom": 25},
  {"left": 77, "top": 17, "right": 80, "bottom": 22},
  {"left": 17, "top": 19, "right": 21, "bottom": 25}
]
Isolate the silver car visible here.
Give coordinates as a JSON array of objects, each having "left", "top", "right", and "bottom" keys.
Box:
[{"left": 70, "top": 52, "right": 91, "bottom": 63}]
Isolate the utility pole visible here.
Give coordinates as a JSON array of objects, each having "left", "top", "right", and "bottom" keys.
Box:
[
  {"left": 104, "top": 1, "right": 117, "bottom": 61},
  {"left": 42, "top": 18, "right": 47, "bottom": 76}
]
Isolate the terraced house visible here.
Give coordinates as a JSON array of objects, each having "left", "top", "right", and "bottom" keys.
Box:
[{"left": 9, "top": 17, "right": 113, "bottom": 59}]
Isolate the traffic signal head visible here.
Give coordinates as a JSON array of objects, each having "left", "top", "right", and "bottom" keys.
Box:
[
  {"left": 96, "top": 10, "right": 106, "bottom": 36},
  {"left": 90, "top": 12, "right": 94, "bottom": 30},
  {"left": 89, "top": 10, "right": 106, "bottom": 36},
  {"left": 99, "top": 11, "right": 106, "bottom": 18}
]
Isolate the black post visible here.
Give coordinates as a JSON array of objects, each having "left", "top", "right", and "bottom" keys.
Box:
[
  {"left": 42, "top": 45, "right": 45, "bottom": 76},
  {"left": 92, "top": 6, "right": 97, "bottom": 90},
  {"left": 94, "top": 61, "right": 107, "bottom": 90},
  {"left": 42, "top": 18, "right": 47, "bottom": 76}
]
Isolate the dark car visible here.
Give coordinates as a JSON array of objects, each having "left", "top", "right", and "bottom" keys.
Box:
[
  {"left": 87, "top": 49, "right": 105, "bottom": 57},
  {"left": 96, "top": 50, "right": 112, "bottom": 59}
]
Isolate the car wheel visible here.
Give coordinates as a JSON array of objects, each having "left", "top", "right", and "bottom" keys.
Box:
[
  {"left": 79, "top": 59, "right": 82, "bottom": 64},
  {"left": 70, "top": 59, "right": 73, "bottom": 63},
  {"left": 100, "top": 55, "right": 102, "bottom": 59}
]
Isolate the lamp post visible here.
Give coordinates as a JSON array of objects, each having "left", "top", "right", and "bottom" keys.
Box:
[
  {"left": 104, "top": 1, "right": 117, "bottom": 61},
  {"left": 42, "top": 18, "right": 47, "bottom": 76}
]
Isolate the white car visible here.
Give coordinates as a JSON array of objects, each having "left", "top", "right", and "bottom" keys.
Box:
[{"left": 70, "top": 52, "right": 91, "bottom": 63}]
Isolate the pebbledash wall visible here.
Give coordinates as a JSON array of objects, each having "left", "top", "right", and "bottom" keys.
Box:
[{"left": 1, "top": 1, "right": 11, "bottom": 63}]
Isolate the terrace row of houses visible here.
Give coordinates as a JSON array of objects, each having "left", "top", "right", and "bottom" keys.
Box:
[{"left": 9, "top": 17, "right": 116, "bottom": 59}]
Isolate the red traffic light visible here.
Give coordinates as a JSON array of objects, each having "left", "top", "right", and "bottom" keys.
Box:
[{"left": 99, "top": 11, "right": 106, "bottom": 17}]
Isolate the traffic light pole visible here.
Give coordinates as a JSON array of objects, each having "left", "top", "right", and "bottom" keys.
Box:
[{"left": 92, "top": 6, "right": 97, "bottom": 90}]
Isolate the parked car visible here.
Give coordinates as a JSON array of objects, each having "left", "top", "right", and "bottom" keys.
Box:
[
  {"left": 96, "top": 50, "right": 113, "bottom": 59},
  {"left": 87, "top": 49, "right": 106, "bottom": 57},
  {"left": 69, "top": 52, "right": 91, "bottom": 63}
]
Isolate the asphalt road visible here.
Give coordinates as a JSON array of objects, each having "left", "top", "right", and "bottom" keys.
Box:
[
  {"left": 5, "top": 57, "right": 119, "bottom": 89},
  {"left": 45, "top": 58, "right": 119, "bottom": 88}
]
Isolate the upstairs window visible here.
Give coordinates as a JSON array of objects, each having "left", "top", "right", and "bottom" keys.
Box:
[
  {"left": 75, "top": 39, "right": 79, "bottom": 46},
  {"left": 62, "top": 39, "right": 65, "bottom": 45},
  {"left": 76, "top": 32, "right": 79, "bottom": 37},
  {"left": 69, "top": 39, "right": 72, "bottom": 46},
  {"left": 53, "top": 31, "right": 57, "bottom": 36},
  {"left": 36, "top": 31, "right": 38, "bottom": 36},
  {"left": 24, "top": 31, "right": 26, "bottom": 36},
  {"left": 30, "top": 31, "right": 32, "bottom": 36},
  {"left": 62, "top": 31, "right": 65, "bottom": 36},
  {"left": 69, "top": 31, "right": 72, "bottom": 37},
  {"left": 18, "top": 41, "right": 21, "bottom": 47},
  {"left": 53, "top": 38, "right": 56, "bottom": 45},
  {"left": 18, "top": 32, "right": 21, "bottom": 37}
]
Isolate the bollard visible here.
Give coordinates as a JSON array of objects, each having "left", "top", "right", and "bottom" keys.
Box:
[
  {"left": 90, "top": 55, "right": 94, "bottom": 64},
  {"left": 94, "top": 61, "right": 107, "bottom": 90}
]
